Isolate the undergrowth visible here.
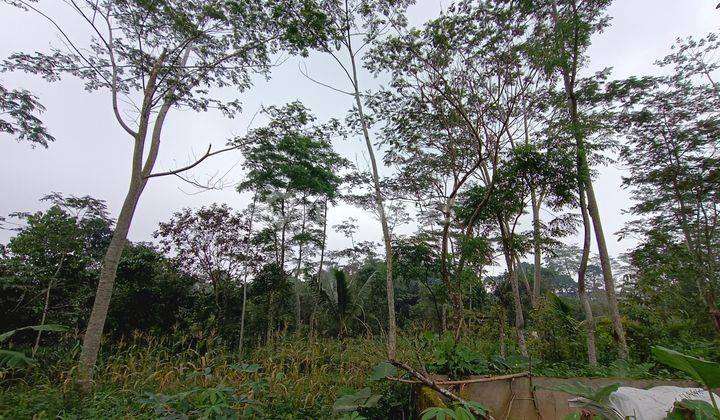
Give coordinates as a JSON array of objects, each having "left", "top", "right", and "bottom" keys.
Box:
[{"left": 1, "top": 330, "right": 716, "bottom": 419}]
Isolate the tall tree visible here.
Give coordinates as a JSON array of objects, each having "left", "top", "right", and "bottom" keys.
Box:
[
  {"left": 527, "top": 0, "right": 629, "bottom": 359},
  {"left": 301, "top": 0, "right": 414, "bottom": 358},
  {"left": 236, "top": 102, "right": 346, "bottom": 331},
  {"left": 368, "top": 0, "right": 539, "bottom": 330},
  {"left": 2, "top": 0, "right": 325, "bottom": 387},
  {"left": 612, "top": 71, "right": 720, "bottom": 333}
]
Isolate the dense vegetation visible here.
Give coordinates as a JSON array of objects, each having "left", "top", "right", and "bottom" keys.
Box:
[{"left": 1, "top": 0, "right": 719, "bottom": 418}]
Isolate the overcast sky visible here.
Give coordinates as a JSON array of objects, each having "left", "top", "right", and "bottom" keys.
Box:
[{"left": 1, "top": 1, "right": 718, "bottom": 269}]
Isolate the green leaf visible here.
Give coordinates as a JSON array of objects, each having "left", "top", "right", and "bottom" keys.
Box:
[
  {"left": 332, "top": 388, "right": 382, "bottom": 413},
  {"left": 652, "top": 346, "right": 720, "bottom": 388},
  {"left": 0, "top": 330, "right": 16, "bottom": 342},
  {"left": 667, "top": 399, "right": 720, "bottom": 420},
  {"left": 421, "top": 407, "right": 454, "bottom": 420},
  {"left": 544, "top": 382, "right": 619, "bottom": 403},
  {"left": 368, "top": 361, "right": 397, "bottom": 381},
  {"left": 463, "top": 400, "right": 488, "bottom": 415},
  {"left": 28, "top": 324, "right": 68, "bottom": 333},
  {"left": 0, "top": 324, "right": 68, "bottom": 342},
  {"left": 0, "top": 349, "right": 34, "bottom": 368}
]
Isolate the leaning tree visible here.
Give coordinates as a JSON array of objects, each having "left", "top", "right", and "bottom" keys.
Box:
[{"left": 2, "top": 0, "right": 325, "bottom": 388}]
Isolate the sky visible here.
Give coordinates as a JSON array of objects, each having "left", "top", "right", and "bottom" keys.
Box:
[{"left": 0, "top": 1, "right": 718, "bottom": 270}]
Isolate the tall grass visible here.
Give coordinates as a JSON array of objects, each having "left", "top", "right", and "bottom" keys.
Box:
[{"left": 0, "top": 332, "right": 420, "bottom": 419}]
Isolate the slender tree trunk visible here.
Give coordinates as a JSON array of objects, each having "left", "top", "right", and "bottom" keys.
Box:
[
  {"left": 578, "top": 190, "right": 598, "bottom": 366},
  {"left": 239, "top": 192, "right": 258, "bottom": 357},
  {"left": 77, "top": 171, "right": 147, "bottom": 390},
  {"left": 280, "top": 198, "right": 287, "bottom": 270},
  {"left": 317, "top": 199, "right": 328, "bottom": 283},
  {"left": 309, "top": 198, "right": 329, "bottom": 333},
  {"left": 550, "top": 0, "right": 628, "bottom": 360},
  {"left": 530, "top": 188, "right": 542, "bottom": 307},
  {"left": 499, "top": 315, "right": 507, "bottom": 358},
  {"left": 33, "top": 279, "right": 54, "bottom": 358},
  {"left": 267, "top": 292, "right": 274, "bottom": 344},
  {"left": 348, "top": 41, "right": 396, "bottom": 359},
  {"left": 585, "top": 181, "right": 628, "bottom": 359},
  {"left": 239, "top": 278, "right": 248, "bottom": 352},
  {"left": 517, "top": 255, "right": 533, "bottom": 304},
  {"left": 441, "top": 304, "right": 447, "bottom": 333},
  {"left": 294, "top": 201, "right": 307, "bottom": 331},
  {"left": 33, "top": 255, "right": 66, "bottom": 357},
  {"left": 499, "top": 217, "right": 528, "bottom": 357},
  {"left": 440, "top": 194, "right": 464, "bottom": 329}
]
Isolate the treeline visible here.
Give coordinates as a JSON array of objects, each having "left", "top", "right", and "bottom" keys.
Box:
[{"left": 0, "top": 193, "right": 621, "bottom": 358}]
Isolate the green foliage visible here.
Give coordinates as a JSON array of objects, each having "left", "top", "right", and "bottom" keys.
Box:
[
  {"left": 545, "top": 382, "right": 619, "bottom": 403},
  {"left": 667, "top": 399, "right": 720, "bottom": 420},
  {"left": 236, "top": 101, "right": 346, "bottom": 200},
  {"left": 0, "top": 335, "right": 415, "bottom": 419},
  {"left": 652, "top": 346, "right": 720, "bottom": 388},
  {"left": 368, "top": 361, "right": 397, "bottom": 382},
  {"left": 528, "top": 294, "right": 586, "bottom": 363},
  {"left": 0, "top": 324, "right": 67, "bottom": 369},
  {"left": 332, "top": 388, "right": 382, "bottom": 413},
  {"left": 421, "top": 401, "right": 487, "bottom": 420},
  {"left": 545, "top": 382, "right": 621, "bottom": 420},
  {"left": 0, "top": 349, "right": 33, "bottom": 369},
  {"left": 141, "top": 385, "right": 253, "bottom": 419},
  {"left": 0, "top": 83, "right": 54, "bottom": 147},
  {"left": 423, "top": 332, "right": 485, "bottom": 378},
  {"left": 0, "top": 324, "right": 68, "bottom": 342},
  {"left": 652, "top": 346, "right": 720, "bottom": 420}
]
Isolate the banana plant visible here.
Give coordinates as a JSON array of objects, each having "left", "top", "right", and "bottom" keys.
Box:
[{"left": 315, "top": 269, "right": 374, "bottom": 338}]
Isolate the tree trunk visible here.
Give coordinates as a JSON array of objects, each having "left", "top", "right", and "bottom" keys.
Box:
[
  {"left": 585, "top": 181, "right": 629, "bottom": 359},
  {"left": 517, "top": 255, "right": 533, "bottom": 304},
  {"left": 578, "top": 189, "right": 598, "bottom": 366},
  {"left": 33, "top": 255, "right": 66, "bottom": 358},
  {"left": 280, "top": 198, "right": 287, "bottom": 270},
  {"left": 238, "top": 192, "right": 258, "bottom": 357},
  {"left": 440, "top": 194, "right": 463, "bottom": 326},
  {"left": 550, "top": 0, "right": 629, "bottom": 360},
  {"left": 499, "top": 316, "right": 507, "bottom": 358},
  {"left": 530, "top": 188, "right": 542, "bottom": 307},
  {"left": 33, "top": 278, "right": 54, "bottom": 358},
  {"left": 499, "top": 217, "right": 528, "bottom": 357},
  {"left": 309, "top": 198, "right": 328, "bottom": 331},
  {"left": 77, "top": 171, "right": 146, "bottom": 390},
  {"left": 76, "top": 53, "right": 180, "bottom": 390},
  {"left": 348, "top": 41, "right": 396, "bottom": 360},
  {"left": 294, "top": 200, "right": 307, "bottom": 332}
]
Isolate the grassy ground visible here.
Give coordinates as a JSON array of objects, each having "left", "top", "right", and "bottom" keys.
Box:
[
  {"left": 0, "top": 333, "right": 418, "bottom": 419},
  {"left": 0, "top": 330, "right": 707, "bottom": 419}
]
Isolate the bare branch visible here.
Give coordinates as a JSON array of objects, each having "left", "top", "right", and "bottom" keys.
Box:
[
  {"left": 145, "top": 144, "right": 239, "bottom": 179},
  {"left": 298, "top": 62, "right": 354, "bottom": 96}
]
